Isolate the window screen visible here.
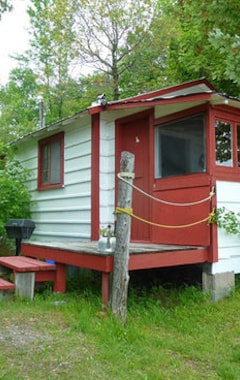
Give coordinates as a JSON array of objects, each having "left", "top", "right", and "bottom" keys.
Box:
[{"left": 155, "top": 114, "right": 206, "bottom": 178}]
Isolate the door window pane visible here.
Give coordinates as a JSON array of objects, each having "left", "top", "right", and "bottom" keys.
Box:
[{"left": 155, "top": 114, "right": 206, "bottom": 178}]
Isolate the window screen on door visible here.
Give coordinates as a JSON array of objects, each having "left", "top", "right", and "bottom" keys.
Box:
[{"left": 155, "top": 114, "right": 206, "bottom": 178}]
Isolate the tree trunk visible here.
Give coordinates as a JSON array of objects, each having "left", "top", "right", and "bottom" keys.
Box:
[{"left": 110, "top": 151, "right": 135, "bottom": 323}]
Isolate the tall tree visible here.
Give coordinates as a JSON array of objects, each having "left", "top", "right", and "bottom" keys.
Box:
[
  {"left": 0, "top": 68, "right": 39, "bottom": 142},
  {"left": 73, "top": 0, "right": 157, "bottom": 100},
  {"left": 119, "top": 2, "right": 177, "bottom": 97},
  {"left": 166, "top": 0, "right": 240, "bottom": 96},
  {"left": 25, "top": 0, "right": 78, "bottom": 122}
]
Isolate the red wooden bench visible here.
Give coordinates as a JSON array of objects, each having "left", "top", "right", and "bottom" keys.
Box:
[{"left": 0, "top": 256, "right": 56, "bottom": 300}]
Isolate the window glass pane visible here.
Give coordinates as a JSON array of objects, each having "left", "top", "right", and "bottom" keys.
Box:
[
  {"left": 42, "top": 145, "right": 49, "bottom": 184},
  {"left": 215, "top": 120, "right": 233, "bottom": 166},
  {"left": 155, "top": 114, "right": 205, "bottom": 178},
  {"left": 50, "top": 141, "right": 61, "bottom": 184},
  {"left": 237, "top": 125, "right": 240, "bottom": 167},
  {"left": 38, "top": 132, "right": 64, "bottom": 188}
]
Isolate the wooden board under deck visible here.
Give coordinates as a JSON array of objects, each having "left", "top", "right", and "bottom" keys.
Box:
[{"left": 22, "top": 241, "right": 209, "bottom": 272}]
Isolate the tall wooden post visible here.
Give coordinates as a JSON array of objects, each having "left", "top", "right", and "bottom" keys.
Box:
[{"left": 110, "top": 151, "right": 135, "bottom": 323}]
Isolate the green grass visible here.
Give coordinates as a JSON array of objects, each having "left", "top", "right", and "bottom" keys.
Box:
[{"left": 0, "top": 271, "right": 240, "bottom": 379}]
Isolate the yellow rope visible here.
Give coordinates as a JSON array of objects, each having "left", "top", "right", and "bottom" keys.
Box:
[{"left": 116, "top": 207, "right": 215, "bottom": 229}]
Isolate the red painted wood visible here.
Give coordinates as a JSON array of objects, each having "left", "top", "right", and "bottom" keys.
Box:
[
  {"left": 129, "top": 248, "right": 208, "bottom": 270},
  {"left": 0, "top": 256, "right": 56, "bottom": 272},
  {"left": 21, "top": 244, "right": 114, "bottom": 272},
  {"left": 208, "top": 175, "right": 218, "bottom": 263},
  {"left": 89, "top": 79, "right": 215, "bottom": 114},
  {"left": 22, "top": 242, "right": 210, "bottom": 308},
  {"left": 151, "top": 183, "right": 212, "bottom": 246},
  {"left": 108, "top": 93, "right": 213, "bottom": 111},
  {"left": 91, "top": 114, "right": 100, "bottom": 240},
  {"left": 121, "top": 79, "right": 216, "bottom": 102},
  {"left": 0, "top": 278, "right": 15, "bottom": 290},
  {"left": 116, "top": 110, "right": 152, "bottom": 241},
  {"left": 153, "top": 173, "right": 210, "bottom": 191},
  {"left": 101, "top": 272, "right": 110, "bottom": 310},
  {"left": 54, "top": 263, "right": 66, "bottom": 293},
  {"left": 35, "top": 271, "right": 56, "bottom": 282}
]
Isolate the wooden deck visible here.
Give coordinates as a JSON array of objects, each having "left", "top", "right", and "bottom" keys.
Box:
[{"left": 21, "top": 241, "right": 209, "bottom": 309}]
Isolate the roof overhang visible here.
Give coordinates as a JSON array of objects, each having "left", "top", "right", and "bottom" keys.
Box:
[
  {"left": 15, "top": 79, "right": 240, "bottom": 144},
  {"left": 14, "top": 109, "right": 90, "bottom": 144}
]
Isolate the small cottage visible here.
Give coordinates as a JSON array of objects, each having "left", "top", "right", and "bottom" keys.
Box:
[{"left": 16, "top": 78, "right": 240, "bottom": 301}]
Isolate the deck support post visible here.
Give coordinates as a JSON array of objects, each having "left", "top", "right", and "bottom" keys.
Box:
[
  {"left": 54, "top": 263, "right": 66, "bottom": 293},
  {"left": 202, "top": 264, "right": 235, "bottom": 301},
  {"left": 15, "top": 272, "right": 35, "bottom": 300},
  {"left": 101, "top": 272, "right": 111, "bottom": 311}
]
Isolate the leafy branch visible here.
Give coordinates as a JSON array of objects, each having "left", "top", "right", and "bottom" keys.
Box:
[{"left": 212, "top": 207, "right": 240, "bottom": 235}]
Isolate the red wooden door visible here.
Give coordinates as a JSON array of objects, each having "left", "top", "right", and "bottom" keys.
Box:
[{"left": 116, "top": 113, "right": 151, "bottom": 242}]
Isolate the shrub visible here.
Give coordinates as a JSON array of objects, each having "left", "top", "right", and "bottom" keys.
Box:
[{"left": 0, "top": 145, "right": 32, "bottom": 241}]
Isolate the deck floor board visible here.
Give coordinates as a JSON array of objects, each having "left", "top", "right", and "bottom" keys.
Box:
[{"left": 24, "top": 241, "right": 206, "bottom": 256}]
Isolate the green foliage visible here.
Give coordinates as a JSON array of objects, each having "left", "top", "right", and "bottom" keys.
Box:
[
  {"left": 25, "top": 0, "right": 80, "bottom": 122},
  {"left": 2, "top": 0, "right": 240, "bottom": 136},
  {"left": 167, "top": 0, "right": 240, "bottom": 96},
  {"left": 215, "top": 207, "right": 240, "bottom": 235},
  {"left": 0, "top": 145, "right": 32, "bottom": 239},
  {"left": 74, "top": 0, "right": 158, "bottom": 100},
  {"left": 0, "top": 68, "right": 39, "bottom": 142}
]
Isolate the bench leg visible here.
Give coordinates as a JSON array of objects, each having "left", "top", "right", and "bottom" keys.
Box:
[{"left": 15, "top": 272, "right": 35, "bottom": 300}]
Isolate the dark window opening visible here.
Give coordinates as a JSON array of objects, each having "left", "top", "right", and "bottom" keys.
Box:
[{"left": 155, "top": 114, "right": 206, "bottom": 178}]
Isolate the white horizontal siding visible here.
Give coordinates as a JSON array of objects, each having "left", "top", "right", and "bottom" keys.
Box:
[
  {"left": 15, "top": 116, "right": 92, "bottom": 242},
  {"left": 99, "top": 115, "right": 116, "bottom": 229},
  {"left": 215, "top": 180, "right": 240, "bottom": 274}
]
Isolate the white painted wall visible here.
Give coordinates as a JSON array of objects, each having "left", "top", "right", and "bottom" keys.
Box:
[
  {"left": 212, "top": 180, "right": 240, "bottom": 274},
  {"left": 16, "top": 116, "right": 92, "bottom": 242},
  {"left": 99, "top": 113, "right": 116, "bottom": 233}
]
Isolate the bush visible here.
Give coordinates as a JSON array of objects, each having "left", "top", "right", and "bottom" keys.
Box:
[{"left": 0, "top": 146, "right": 31, "bottom": 241}]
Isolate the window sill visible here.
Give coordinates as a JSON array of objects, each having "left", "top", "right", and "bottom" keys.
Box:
[{"left": 37, "top": 183, "right": 64, "bottom": 191}]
